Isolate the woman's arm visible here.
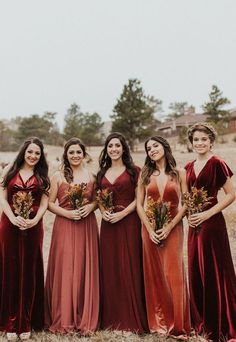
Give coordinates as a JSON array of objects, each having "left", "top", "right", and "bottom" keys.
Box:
[
  {"left": 136, "top": 179, "right": 160, "bottom": 244},
  {"left": 24, "top": 193, "right": 48, "bottom": 229},
  {"left": 108, "top": 198, "right": 136, "bottom": 224},
  {"left": 48, "top": 172, "right": 81, "bottom": 221},
  {"left": 189, "top": 177, "right": 235, "bottom": 227},
  {"left": 0, "top": 168, "right": 27, "bottom": 228}
]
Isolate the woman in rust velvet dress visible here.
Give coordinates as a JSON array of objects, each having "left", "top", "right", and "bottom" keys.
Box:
[
  {"left": 96, "top": 132, "right": 148, "bottom": 333},
  {"left": 45, "top": 138, "right": 99, "bottom": 334},
  {"left": 185, "top": 123, "right": 236, "bottom": 342},
  {"left": 0, "top": 137, "right": 49, "bottom": 341},
  {"left": 137, "top": 136, "right": 191, "bottom": 339}
]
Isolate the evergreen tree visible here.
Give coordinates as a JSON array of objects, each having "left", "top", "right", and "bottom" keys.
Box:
[
  {"left": 202, "top": 85, "right": 230, "bottom": 124},
  {"left": 80, "top": 112, "right": 104, "bottom": 146},
  {"left": 111, "top": 79, "right": 162, "bottom": 151},
  {"left": 63, "top": 103, "right": 84, "bottom": 140},
  {"left": 168, "top": 102, "right": 188, "bottom": 118}
]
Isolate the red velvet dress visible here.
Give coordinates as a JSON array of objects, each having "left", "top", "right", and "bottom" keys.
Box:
[
  {"left": 185, "top": 156, "right": 236, "bottom": 341},
  {"left": 100, "top": 169, "right": 149, "bottom": 333},
  {"left": 0, "top": 172, "right": 44, "bottom": 334},
  {"left": 142, "top": 175, "right": 191, "bottom": 337}
]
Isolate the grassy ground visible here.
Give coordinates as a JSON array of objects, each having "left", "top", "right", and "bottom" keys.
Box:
[{"left": 0, "top": 141, "right": 235, "bottom": 341}]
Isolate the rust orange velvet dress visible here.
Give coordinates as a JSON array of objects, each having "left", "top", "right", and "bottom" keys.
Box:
[
  {"left": 44, "top": 179, "right": 100, "bottom": 334},
  {"left": 142, "top": 174, "right": 191, "bottom": 337},
  {"left": 0, "top": 172, "right": 44, "bottom": 334},
  {"left": 185, "top": 156, "right": 236, "bottom": 342},
  {"left": 100, "top": 169, "right": 149, "bottom": 333}
]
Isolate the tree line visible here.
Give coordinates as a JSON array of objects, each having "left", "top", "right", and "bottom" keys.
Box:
[{"left": 0, "top": 79, "right": 231, "bottom": 151}]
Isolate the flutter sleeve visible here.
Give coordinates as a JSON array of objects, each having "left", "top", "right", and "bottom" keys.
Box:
[{"left": 215, "top": 158, "right": 233, "bottom": 189}]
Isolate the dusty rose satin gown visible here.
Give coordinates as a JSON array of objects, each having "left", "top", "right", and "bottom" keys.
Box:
[
  {"left": 44, "top": 179, "right": 100, "bottom": 334},
  {"left": 0, "top": 172, "right": 44, "bottom": 334},
  {"left": 100, "top": 169, "right": 149, "bottom": 333},
  {"left": 142, "top": 174, "right": 191, "bottom": 337},
  {"left": 185, "top": 156, "right": 236, "bottom": 342}
]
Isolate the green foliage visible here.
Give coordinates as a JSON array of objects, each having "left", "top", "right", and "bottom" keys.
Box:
[
  {"left": 0, "top": 121, "right": 16, "bottom": 151},
  {"left": 63, "top": 103, "right": 104, "bottom": 145},
  {"left": 202, "top": 85, "right": 230, "bottom": 124},
  {"left": 15, "top": 112, "right": 63, "bottom": 147},
  {"left": 168, "top": 102, "right": 188, "bottom": 118},
  {"left": 111, "top": 79, "right": 162, "bottom": 151}
]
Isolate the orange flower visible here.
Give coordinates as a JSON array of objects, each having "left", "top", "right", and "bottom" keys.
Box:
[
  {"left": 65, "top": 183, "right": 89, "bottom": 209},
  {"left": 13, "top": 191, "right": 34, "bottom": 219}
]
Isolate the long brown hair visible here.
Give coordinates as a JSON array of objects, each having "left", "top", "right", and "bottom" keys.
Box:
[
  {"left": 140, "top": 136, "right": 178, "bottom": 185},
  {"left": 61, "top": 137, "right": 89, "bottom": 183},
  {"left": 2, "top": 137, "right": 50, "bottom": 194}
]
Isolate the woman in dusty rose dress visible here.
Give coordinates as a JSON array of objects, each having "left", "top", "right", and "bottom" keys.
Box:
[
  {"left": 185, "top": 123, "right": 236, "bottom": 342},
  {"left": 0, "top": 137, "right": 49, "bottom": 341},
  {"left": 45, "top": 138, "right": 99, "bottom": 334},
  {"left": 137, "top": 136, "right": 191, "bottom": 339},
  {"left": 96, "top": 132, "right": 148, "bottom": 333}
]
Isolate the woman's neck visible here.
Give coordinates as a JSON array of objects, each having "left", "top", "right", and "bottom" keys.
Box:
[
  {"left": 196, "top": 151, "right": 213, "bottom": 162},
  {"left": 155, "top": 158, "right": 166, "bottom": 172},
  {"left": 110, "top": 159, "right": 124, "bottom": 168},
  {"left": 21, "top": 163, "right": 34, "bottom": 172}
]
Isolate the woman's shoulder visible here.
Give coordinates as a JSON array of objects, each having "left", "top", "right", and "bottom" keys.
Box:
[{"left": 184, "top": 160, "right": 195, "bottom": 170}]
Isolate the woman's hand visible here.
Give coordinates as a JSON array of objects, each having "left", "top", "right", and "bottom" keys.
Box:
[
  {"left": 102, "top": 210, "right": 112, "bottom": 222},
  {"left": 188, "top": 210, "right": 211, "bottom": 227},
  {"left": 156, "top": 221, "right": 174, "bottom": 241},
  {"left": 65, "top": 209, "right": 81, "bottom": 221},
  {"left": 79, "top": 203, "right": 94, "bottom": 218},
  {"left": 108, "top": 210, "right": 126, "bottom": 224},
  {"left": 23, "top": 217, "right": 39, "bottom": 230},
  {"left": 10, "top": 215, "right": 27, "bottom": 229},
  {"left": 148, "top": 229, "right": 160, "bottom": 244}
]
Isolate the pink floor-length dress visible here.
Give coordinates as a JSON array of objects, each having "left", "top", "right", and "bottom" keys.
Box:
[
  {"left": 44, "top": 179, "right": 100, "bottom": 334},
  {"left": 142, "top": 174, "right": 191, "bottom": 337}
]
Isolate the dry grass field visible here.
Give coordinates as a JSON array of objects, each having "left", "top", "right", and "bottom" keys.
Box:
[{"left": 0, "top": 139, "right": 236, "bottom": 341}]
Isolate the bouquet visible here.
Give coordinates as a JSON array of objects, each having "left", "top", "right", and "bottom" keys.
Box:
[
  {"left": 146, "top": 197, "right": 171, "bottom": 247},
  {"left": 65, "top": 183, "right": 89, "bottom": 209},
  {"left": 183, "top": 186, "right": 213, "bottom": 233},
  {"left": 13, "top": 191, "right": 34, "bottom": 219},
  {"left": 96, "top": 188, "right": 115, "bottom": 213}
]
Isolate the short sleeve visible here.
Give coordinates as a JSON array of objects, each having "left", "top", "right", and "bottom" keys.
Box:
[{"left": 215, "top": 159, "right": 233, "bottom": 188}]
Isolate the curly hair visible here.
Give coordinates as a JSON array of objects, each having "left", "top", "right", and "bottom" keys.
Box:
[
  {"left": 2, "top": 137, "right": 50, "bottom": 194},
  {"left": 187, "top": 122, "right": 217, "bottom": 144},
  {"left": 140, "top": 136, "right": 179, "bottom": 186},
  {"left": 61, "top": 137, "right": 89, "bottom": 184},
  {"left": 96, "top": 132, "right": 137, "bottom": 187}
]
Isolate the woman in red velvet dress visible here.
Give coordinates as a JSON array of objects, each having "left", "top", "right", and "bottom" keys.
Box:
[
  {"left": 96, "top": 132, "right": 148, "bottom": 334},
  {"left": 0, "top": 137, "right": 49, "bottom": 341},
  {"left": 45, "top": 138, "right": 100, "bottom": 334},
  {"left": 185, "top": 123, "right": 236, "bottom": 342},
  {"left": 137, "top": 136, "right": 191, "bottom": 339}
]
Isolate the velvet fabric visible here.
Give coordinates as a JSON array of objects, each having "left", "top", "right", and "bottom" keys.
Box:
[
  {"left": 142, "top": 174, "right": 191, "bottom": 337},
  {"left": 185, "top": 155, "right": 236, "bottom": 341},
  {"left": 0, "top": 172, "right": 44, "bottom": 334},
  {"left": 45, "top": 179, "right": 100, "bottom": 333},
  {"left": 100, "top": 169, "right": 149, "bottom": 333}
]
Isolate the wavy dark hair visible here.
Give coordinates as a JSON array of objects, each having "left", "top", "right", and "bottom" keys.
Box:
[
  {"left": 61, "top": 137, "right": 89, "bottom": 183},
  {"left": 140, "top": 136, "right": 179, "bottom": 185},
  {"left": 2, "top": 137, "right": 50, "bottom": 194},
  {"left": 96, "top": 132, "right": 137, "bottom": 187}
]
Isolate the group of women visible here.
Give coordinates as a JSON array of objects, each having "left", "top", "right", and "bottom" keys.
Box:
[{"left": 0, "top": 122, "right": 235, "bottom": 342}]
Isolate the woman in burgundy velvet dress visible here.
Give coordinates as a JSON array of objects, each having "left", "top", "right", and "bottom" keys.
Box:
[
  {"left": 0, "top": 137, "right": 49, "bottom": 341},
  {"left": 185, "top": 123, "right": 236, "bottom": 342},
  {"left": 96, "top": 132, "right": 148, "bottom": 334}
]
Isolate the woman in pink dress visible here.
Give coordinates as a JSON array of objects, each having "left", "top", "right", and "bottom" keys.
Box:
[
  {"left": 185, "top": 123, "right": 236, "bottom": 342},
  {"left": 0, "top": 137, "right": 50, "bottom": 341},
  {"left": 137, "top": 136, "right": 191, "bottom": 339},
  {"left": 96, "top": 132, "right": 148, "bottom": 334},
  {"left": 45, "top": 138, "right": 100, "bottom": 334}
]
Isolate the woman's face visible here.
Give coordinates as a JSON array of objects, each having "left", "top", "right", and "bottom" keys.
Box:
[
  {"left": 24, "top": 143, "right": 41, "bottom": 167},
  {"left": 146, "top": 139, "right": 165, "bottom": 162},
  {"left": 107, "top": 138, "right": 123, "bottom": 161},
  {"left": 192, "top": 131, "right": 212, "bottom": 155},
  {"left": 67, "top": 144, "right": 84, "bottom": 166}
]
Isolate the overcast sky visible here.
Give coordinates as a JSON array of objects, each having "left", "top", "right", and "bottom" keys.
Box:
[{"left": 0, "top": 0, "right": 235, "bottom": 130}]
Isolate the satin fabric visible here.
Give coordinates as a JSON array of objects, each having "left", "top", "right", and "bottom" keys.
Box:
[
  {"left": 0, "top": 172, "right": 44, "bottom": 334},
  {"left": 100, "top": 169, "right": 149, "bottom": 333},
  {"left": 185, "top": 155, "right": 236, "bottom": 341},
  {"left": 44, "top": 179, "right": 100, "bottom": 334},
  {"left": 142, "top": 174, "right": 191, "bottom": 337}
]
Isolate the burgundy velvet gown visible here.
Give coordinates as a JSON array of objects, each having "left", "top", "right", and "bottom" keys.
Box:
[
  {"left": 142, "top": 174, "right": 191, "bottom": 337},
  {"left": 100, "top": 169, "right": 149, "bottom": 333},
  {"left": 44, "top": 179, "right": 100, "bottom": 334},
  {"left": 185, "top": 155, "right": 236, "bottom": 341},
  {"left": 0, "top": 172, "right": 44, "bottom": 334}
]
